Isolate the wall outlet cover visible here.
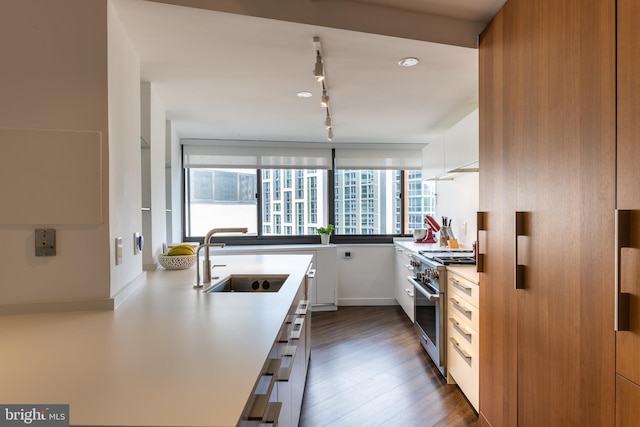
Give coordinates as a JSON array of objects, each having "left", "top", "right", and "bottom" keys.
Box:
[{"left": 35, "top": 229, "right": 56, "bottom": 256}]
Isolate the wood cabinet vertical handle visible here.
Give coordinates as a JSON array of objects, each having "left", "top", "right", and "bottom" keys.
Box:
[
  {"left": 615, "top": 209, "right": 631, "bottom": 331},
  {"left": 515, "top": 211, "right": 526, "bottom": 290},
  {"left": 476, "top": 211, "right": 486, "bottom": 273}
]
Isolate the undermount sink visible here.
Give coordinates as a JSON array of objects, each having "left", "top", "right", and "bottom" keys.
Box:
[{"left": 205, "top": 274, "right": 289, "bottom": 293}]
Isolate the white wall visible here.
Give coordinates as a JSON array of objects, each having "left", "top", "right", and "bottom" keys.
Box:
[
  {"left": 435, "top": 172, "right": 479, "bottom": 246},
  {"left": 108, "top": 0, "right": 145, "bottom": 299},
  {"left": 0, "top": 0, "right": 112, "bottom": 308},
  {"left": 140, "top": 83, "right": 167, "bottom": 268},
  {"left": 166, "top": 121, "right": 183, "bottom": 244}
]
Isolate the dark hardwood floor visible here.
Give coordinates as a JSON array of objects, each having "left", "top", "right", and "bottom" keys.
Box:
[{"left": 300, "top": 306, "right": 478, "bottom": 427}]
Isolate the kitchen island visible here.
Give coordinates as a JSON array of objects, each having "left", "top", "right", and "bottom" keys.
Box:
[{"left": 0, "top": 253, "right": 312, "bottom": 427}]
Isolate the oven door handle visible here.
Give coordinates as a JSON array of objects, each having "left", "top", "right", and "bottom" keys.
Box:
[{"left": 407, "top": 277, "right": 440, "bottom": 302}]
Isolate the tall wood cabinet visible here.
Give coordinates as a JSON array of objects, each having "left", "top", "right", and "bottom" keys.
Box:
[
  {"left": 616, "top": 1, "right": 640, "bottom": 425},
  {"left": 478, "top": 0, "right": 617, "bottom": 426}
]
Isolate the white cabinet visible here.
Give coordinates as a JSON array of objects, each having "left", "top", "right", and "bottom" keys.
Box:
[
  {"left": 444, "top": 108, "right": 479, "bottom": 172},
  {"left": 394, "top": 245, "right": 415, "bottom": 322},
  {"left": 239, "top": 278, "right": 310, "bottom": 427},
  {"left": 446, "top": 268, "right": 479, "bottom": 411},
  {"left": 421, "top": 136, "right": 446, "bottom": 180},
  {"left": 422, "top": 108, "right": 478, "bottom": 180},
  {"left": 312, "top": 246, "right": 338, "bottom": 310}
]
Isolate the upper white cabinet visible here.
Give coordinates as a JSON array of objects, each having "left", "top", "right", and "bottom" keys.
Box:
[
  {"left": 421, "top": 135, "right": 445, "bottom": 180},
  {"left": 444, "top": 108, "right": 478, "bottom": 172},
  {"left": 422, "top": 108, "right": 479, "bottom": 180}
]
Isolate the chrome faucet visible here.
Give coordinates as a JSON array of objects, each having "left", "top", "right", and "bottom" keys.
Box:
[{"left": 194, "top": 227, "right": 248, "bottom": 289}]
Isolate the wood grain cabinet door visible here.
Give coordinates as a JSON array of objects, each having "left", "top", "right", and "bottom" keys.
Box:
[
  {"left": 479, "top": 0, "right": 616, "bottom": 426},
  {"left": 616, "top": 1, "right": 640, "bottom": 423},
  {"left": 478, "top": 6, "right": 518, "bottom": 427}
]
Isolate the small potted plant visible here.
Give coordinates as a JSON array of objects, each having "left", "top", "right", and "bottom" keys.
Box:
[{"left": 317, "top": 224, "right": 334, "bottom": 245}]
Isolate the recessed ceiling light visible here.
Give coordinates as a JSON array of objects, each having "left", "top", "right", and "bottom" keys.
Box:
[
  {"left": 297, "top": 91, "right": 313, "bottom": 98},
  {"left": 398, "top": 57, "right": 420, "bottom": 67}
]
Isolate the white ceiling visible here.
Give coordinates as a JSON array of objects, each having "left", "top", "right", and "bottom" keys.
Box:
[{"left": 112, "top": 0, "right": 505, "bottom": 145}]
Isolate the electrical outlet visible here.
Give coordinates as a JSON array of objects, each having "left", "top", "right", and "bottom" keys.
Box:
[
  {"left": 35, "top": 229, "right": 56, "bottom": 256},
  {"left": 115, "top": 237, "right": 123, "bottom": 265},
  {"left": 344, "top": 251, "right": 352, "bottom": 259}
]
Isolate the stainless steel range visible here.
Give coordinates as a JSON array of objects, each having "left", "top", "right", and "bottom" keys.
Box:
[{"left": 407, "top": 250, "right": 475, "bottom": 377}]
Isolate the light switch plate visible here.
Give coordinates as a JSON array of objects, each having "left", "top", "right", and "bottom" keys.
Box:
[
  {"left": 115, "top": 237, "right": 123, "bottom": 265},
  {"left": 133, "top": 232, "right": 141, "bottom": 255},
  {"left": 35, "top": 229, "right": 56, "bottom": 256}
]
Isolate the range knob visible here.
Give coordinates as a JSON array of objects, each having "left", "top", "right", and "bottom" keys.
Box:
[{"left": 427, "top": 268, "right": 439, "bottom": 280}]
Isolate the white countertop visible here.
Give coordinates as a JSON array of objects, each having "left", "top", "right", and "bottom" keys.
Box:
[{"left": 0, "top": 253, "right": 312, "bottom": 427}]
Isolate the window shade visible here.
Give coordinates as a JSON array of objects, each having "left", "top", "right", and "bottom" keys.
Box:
[
  {"left": 334, "top": 146, "right": 424, "bottom": 170},
  {"left": 182, "top": 141, "right": 333, "bottom": 169}
]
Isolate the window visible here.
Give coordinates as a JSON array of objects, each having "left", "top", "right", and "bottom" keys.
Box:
[
  {"left": 185, "top": 168, "right": 257, "bottom": 237},
  {"left": 333, "top": 169, "right": 435, "bottom": 235},
  {"left": 182, "top": 142, "right": 436, "bottom": 241}
]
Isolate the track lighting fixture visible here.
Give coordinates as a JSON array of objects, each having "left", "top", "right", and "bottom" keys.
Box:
[
  {"left": 313, "top": 36, "right": 333, "bottom": 141},
  {"left": 313, "top": 51, "right": 325, "bottom": 82},
  {"left": 320, "top": 89, "right": 329, "bottom": 108}
]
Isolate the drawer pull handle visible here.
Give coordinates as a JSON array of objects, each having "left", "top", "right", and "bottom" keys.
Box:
[
  {"left": 450, "top": 337, "right": 472, "bottom": 363},
  {"left": 296, "top": 300, "right": 309, "bottom": 315},
  {"left": 451, "top": 279, "right": 472, "bottom": 293},
  {"left": 277, "top": 345, "right": 298, "bottom": 382},
  {"left": 450, "top": 297, "right": 472, "bottom": 316},
  {"left": 307, "top": 269, "right": 316, "bottom": 279},
  {"left": 277, "top": 323, "right": 292, "bottom": 343},
  {"left": 404, "top": 264, "right": 414, "bottom": 271},
  {"left": 246, "top": 358, "right": 281, "bottom": 420},
  {"left": 290, "top": 317, "right": 304, "bottom": 340},
  {"left": 448, "top": 317, "right": 472, "bottom": 340},
  {"left": 405, "top": 288, "right": 414, "bottom": 298}
]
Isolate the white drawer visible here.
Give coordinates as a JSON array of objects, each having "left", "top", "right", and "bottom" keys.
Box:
[
  {"left": 447, "top": 337, "right": 479, "bottom": 411},
  {"left": 448, "top": 288, "right": 479, "bottom": 333},
  {"left": 396, "top": 282, "right": 415, "bottom": 322},
  {"left": 447, "top": 271, "right": 479, "bottom": 308}
]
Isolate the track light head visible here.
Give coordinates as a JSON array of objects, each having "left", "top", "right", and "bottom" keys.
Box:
[
  {"left": 313, "top": 51, "right": 325, "bottom": 82},
  {"left": 320, "top": 91, "right": 329, "bottom": 108},
  {"left": 324, "top": 110, "right": 332, "bottom": 128}
]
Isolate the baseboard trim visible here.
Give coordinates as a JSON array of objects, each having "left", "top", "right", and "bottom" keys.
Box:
[
  {"left": 112, "top": 271, "right": 147, "bottom": 309},
  {"left": 0, "top": 273, "right": 149, "bottom": 315},
  {"left": 311, "top": 304, "right": 338, "bottom": 312},
  {"left": 337, "top": 297, "right": 397, "bottom": 306},
  {"left": 0, "top": 297, "right": 115, "bottom": 315}
]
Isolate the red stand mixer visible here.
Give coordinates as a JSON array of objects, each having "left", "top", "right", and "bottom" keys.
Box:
[{"left": 414, "top": 214, "right": 441, "bottom": 243}]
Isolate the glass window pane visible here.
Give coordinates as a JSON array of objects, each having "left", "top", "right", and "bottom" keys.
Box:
[
  {"left": 404, "top": 170, "right": 436, "bottom": 233},
  {"left": 261, "top": 169, "right": 327, "bottom": 236},
  {"left": 334, "top": 169, "right": 400, "bottom": 235},
  {"left": 334, "top": 169, "right": 436, "bottom": 235},
  {"left": 186, "top": 168, "right": 257, "bottom": 237}
]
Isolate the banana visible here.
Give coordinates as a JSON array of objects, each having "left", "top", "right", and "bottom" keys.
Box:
[{"left": 167, "top": 244, "right": 196, "bottom": 256}]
